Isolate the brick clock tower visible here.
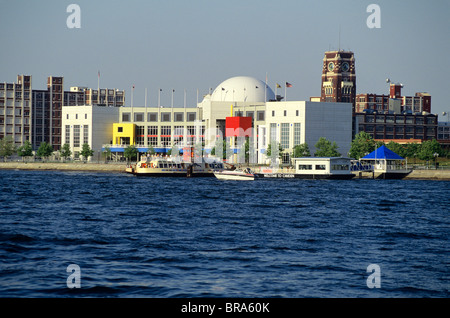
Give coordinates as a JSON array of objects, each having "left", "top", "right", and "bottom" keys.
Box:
[{"left": 320, "top": 50, "right": 356, "bottom": 111}]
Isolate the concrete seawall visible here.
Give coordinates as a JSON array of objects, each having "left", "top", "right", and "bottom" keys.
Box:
[
  {"left": 403, "top": 169, "right": 450, "bottom": 180},
  {"left": 0, "top": 162, "right": 127, "bottom": 173},
  {"left": 354, "top": 169, "right": 450, "bottom": 180}
]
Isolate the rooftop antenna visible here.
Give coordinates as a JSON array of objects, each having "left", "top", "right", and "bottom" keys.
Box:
[{"left": 338, "top": 25, "right": 341, "bottom": 51}]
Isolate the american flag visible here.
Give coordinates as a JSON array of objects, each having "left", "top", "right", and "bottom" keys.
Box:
[{"left": 285, "top": 82, "right": 293, "bottom": 88}]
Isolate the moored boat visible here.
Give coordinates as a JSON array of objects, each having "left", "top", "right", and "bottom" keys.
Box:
[
  {"left": 255, "top": 157, "right": 354, "bottom": 180},
  {"left": 214, "top": 168, "right": 255, "bottom": 181},
  {"left": 126, "top": 155, "right": 224, "bottom": 177}
]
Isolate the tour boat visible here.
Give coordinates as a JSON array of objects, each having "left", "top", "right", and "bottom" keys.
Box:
[{"left": 126, "top": 155, "right": 224, "bottom": 177}]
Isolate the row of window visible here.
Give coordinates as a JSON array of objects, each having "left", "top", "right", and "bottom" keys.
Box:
[
  {"left": 360, "top": 115, "right": 436, "bottom": 124},
  {"left": 65, "top": 125, "right": 89, "bottom": 147},
  {"left": 298, "top": 164, "right": 326, "bottom": 170},
  {"left": 298, "top": 164, "right": 349, "bottom": 171},
  {"left": 323, "top": 87, "right": 353, "bottom": 95},
  {"left": 270, "top": 123, "right": 302, "bottom": 149},
  {"left": 233, "top": 111, "right": 265, "bottom": 121},
  {"left": 66, "top": 113, "right": 88, "bottom": 120},
  {"left": 270, "top": 110, "right": 301, "bottom": 117},
  {"left": 358, "top": 96, "right": 390, "bottom": 103},
  {"left": 360, "top": 125, "right": 436, "bottom": 133},
  {"left": 133, "top": 125, "right": 206, "bottom": 147},
  {"left": 122, "top": 112, "right": 198, "bottom": 123}
]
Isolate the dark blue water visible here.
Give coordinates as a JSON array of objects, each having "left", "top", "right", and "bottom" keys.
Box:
[{"left": 0, "top": 170, "right": 448, "bottom": 298}]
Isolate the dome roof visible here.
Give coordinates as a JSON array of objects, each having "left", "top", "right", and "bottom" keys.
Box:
[{"left": 210, "top": 76, "right": 274, "bottom": 103}]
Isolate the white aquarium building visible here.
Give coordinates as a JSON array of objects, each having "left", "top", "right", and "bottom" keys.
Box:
[{"left": 101, "top": 76, "right": 353, "bottom": 164}]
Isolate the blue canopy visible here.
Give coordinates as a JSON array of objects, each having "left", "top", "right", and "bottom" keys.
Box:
[{"left": 362, "top": 145, "right": 405, "bottom": 160}]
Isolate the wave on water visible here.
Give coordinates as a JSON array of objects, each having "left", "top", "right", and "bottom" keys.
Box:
[{"left": 0, "top": 171, "right": 449, "bottom": 298}]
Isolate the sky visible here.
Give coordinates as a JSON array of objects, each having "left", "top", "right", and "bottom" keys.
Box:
[{"left": 0, "top": 0, "right": 449, "bottom": 118}]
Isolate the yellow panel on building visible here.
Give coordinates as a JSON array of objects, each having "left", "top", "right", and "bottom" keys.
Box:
[{"left": 113, "top": 123, "right": 136, "bottom": 145}]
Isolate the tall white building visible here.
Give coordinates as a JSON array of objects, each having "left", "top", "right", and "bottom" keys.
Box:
[
  {"left": 61, "top": 105, "right": 119, "bottom": 160},
  {"left": 265, "top": 101, "right": 352, "bottom": 159}
]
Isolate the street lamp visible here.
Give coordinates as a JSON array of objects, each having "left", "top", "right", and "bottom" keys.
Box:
[
  {"left": 434, "top": 152, "right": 439, "bottom": 169},
  {"left": 443, "top": 112, "right": 449, "bottom": 123}
]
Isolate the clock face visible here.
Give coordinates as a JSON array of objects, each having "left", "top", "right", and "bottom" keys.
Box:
[
  {"left": 328, "top": 62, "right": 335, "bottom": 72},
  {"left": 342, "top": 62, "right": 350, "bottom": 72}
]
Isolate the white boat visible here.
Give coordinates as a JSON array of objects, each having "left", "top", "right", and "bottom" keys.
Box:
[
  {"left": 214, "top": 168, "right": 255, "bottom": 181},
  {"left": 126, "top": 155, "right": 224, "bottom": 177}
]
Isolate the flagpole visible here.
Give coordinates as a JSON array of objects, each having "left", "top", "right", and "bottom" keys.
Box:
[
  {"left": 97, "top": 71, "right": 100, "bottom": 105},
  {"left": 285, "top": 82, "right": 287, "bottom": 102},
  {"left": 265, "top": 72, "right": 268, "bottom": 102},
  {"left": 145, "top": 88, "right": 147, "bottom": 107},
  {"left": 158, "top": 88, "right": 161, "bottom": 122},
  {"left": 171, "top": 89, "right": 174, "bottom": 108},
  {"left": 158, "top": 88, "right": 161, "bottom": 107},
  {"left": 131, "top": 85, "right": 134, "bottom": 107}
]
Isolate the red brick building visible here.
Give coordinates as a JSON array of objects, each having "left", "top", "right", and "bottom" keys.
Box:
[{"left": 356, "top": 83, "right": 431, "bottom": 114}]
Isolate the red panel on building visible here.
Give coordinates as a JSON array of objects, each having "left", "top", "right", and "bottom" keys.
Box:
[
  {"left": 225, "top": 117, "right": 253, "bottom": 137},
  {"left": 183, "top": 147, "right": 192, "bottom": 162}
]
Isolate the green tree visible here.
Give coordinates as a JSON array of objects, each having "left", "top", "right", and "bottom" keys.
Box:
[
  {"left": 266, "top": 141, "right": 283, "bottom": 159},
  {"left": 386, "top": 141, "right": 406, "bottom": 158},
  {"left": 417, "top": 139, "right": 442, "bottom": 162},
  {"left": 0, "top": 137, "right": 16, "bottom": 161},
  {"left": 17, "top": 140, "right": 33, "bottom": 161},
  {"left": 293, "top": 143, "right": 311, "bottom": 158},
  {"left": 80, "top": 143, "right": 94, "bottom": 161},
  {"left": 211, "top": 138, "right": 232, "bottom": 160},
  {"left": 243, "top": 137, "right": 250, "bottom": 163},
  {"left": 124, "top": 145, "right": 138, "bottom": 162},
  {"left": 60, "top": 143, "right": 72, "bottom": 161},
  {"left": 404, "top": 142, "right": 420, "bottom": 159},
  {"left": 349, "top": 131, "right": 376, "bottom": 159},
  {"left": 103, "top": 145, "right": 112, "bottom": 161},
  {"left": 314, "top": 137, "right": 341, "bottom": 157},
  {"left": 36, "top": 142, "right": 54, "bottom": 161}
]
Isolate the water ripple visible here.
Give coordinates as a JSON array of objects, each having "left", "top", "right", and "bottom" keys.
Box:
[{"left": 0, "top": 171, "right": 448, "bottom": 297}]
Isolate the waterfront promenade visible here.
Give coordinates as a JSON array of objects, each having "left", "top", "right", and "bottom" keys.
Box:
[{"left": 1, "top": 161, "right": 450, "bottom": 180}]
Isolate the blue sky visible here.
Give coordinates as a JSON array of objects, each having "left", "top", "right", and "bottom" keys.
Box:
[{"left": 1, "top": 0, "right": 449, "bottom": 117}]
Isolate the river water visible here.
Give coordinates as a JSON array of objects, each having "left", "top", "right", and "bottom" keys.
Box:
[{"left": 0, "top": 170, "right": 448, "bottom": 298}]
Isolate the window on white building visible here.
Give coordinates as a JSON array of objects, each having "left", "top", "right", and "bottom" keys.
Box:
[
  {"left": 280, "top": 123, "right": 289, "bottom": 149},
  {"left": 74, "top": 125, "right": 80, "bottom": 147}
]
